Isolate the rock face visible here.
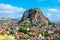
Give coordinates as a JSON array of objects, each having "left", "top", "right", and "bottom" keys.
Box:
[{"left": 19, "top": 8, "right": 49, "bottom": 27}]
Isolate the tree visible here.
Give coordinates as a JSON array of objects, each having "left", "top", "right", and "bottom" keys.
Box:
[
  {"left": 18, "top": 27, "right": 28, "bottom": 34},
  {"left": 18, "top": 27, "right": 32, "bottom": 34},
  {"left": 48, "top": 22, "right": 55, "bottom": 28},
  {"left": 9, "top": 31, "right": 15, "bottom": 35},
  {"left": 44, "top": 33, "right": 51, "bottom": 37},
  {"left": 56, "top": 36, "right": 60, "bottom": 40}
]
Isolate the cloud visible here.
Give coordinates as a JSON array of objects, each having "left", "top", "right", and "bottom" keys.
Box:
[
  {"left": 46, "top": 13, "right": 51, "bottom": 17},
  {"left": 48, "top": 8, "right": 59, "bottom": 12},
  {"left": 46, "top": 8, "right": 60, "bottom": 22},
  {"left": 0, "top": 3, "right": 26, "bottom": 18}
]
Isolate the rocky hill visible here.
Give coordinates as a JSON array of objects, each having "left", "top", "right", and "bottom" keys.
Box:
[{"left": 18, "top": 8, "right": 50, "bottom": 27}]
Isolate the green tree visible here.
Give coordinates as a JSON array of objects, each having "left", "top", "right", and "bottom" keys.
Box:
[
  {"left": 44, "top": 33, "right": 51, "bottom": 37},
  {"left": 18, "top": 27, "right": 29, "bottom": 34},
  {"left": 9, "top": 31, "right": 15, "bottom": 35},
  {"left": 56, "top": 36, "right": 60, "bottom": 40},
  {"left": 18, "top": 27, "right": 32, "bottom": 34}
]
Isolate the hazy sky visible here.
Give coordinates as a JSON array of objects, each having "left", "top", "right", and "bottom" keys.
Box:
[{"left": 0, "top": 0, "right": 60, "bottom": 22}]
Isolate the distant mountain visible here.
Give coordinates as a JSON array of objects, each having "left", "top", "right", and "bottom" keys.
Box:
[
  {"left": 18, "top": 8, "right": 50, "bottom": 27},
  {"left": 54, "top": 22, "right": 60, "bottom": 24},
  {"left": 0, "top": 18, "right": 19, "bottom": 24}
]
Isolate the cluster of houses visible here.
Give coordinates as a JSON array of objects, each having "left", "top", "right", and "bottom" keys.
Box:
[
  {"left": 0, "top": 23, "right": 60, "bottom": 40},
  {"left": 15, "top": 26, "right": 60, "bottom": 40},
  {"left": 0, "top": 25, "right": 60, "bottom": 40},
  {"left": 0, "top": 18, "right": 60, "bottom": 40}
]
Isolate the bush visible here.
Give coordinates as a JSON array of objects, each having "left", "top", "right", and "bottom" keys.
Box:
[
  {"left": 0, "top": 32, "right": 4, "bottom": 35},
  {"left": 9, "top": 31, "right": 15, "bottom": 35},
  {"left": 18, "top": 27, "right": 30, "bottom": 34},
  {"left": 56, "top": 36, "right": 60, "bottom": 40},
  {"left": 44, "top": 33, "right": 51, "bottom": 37}
]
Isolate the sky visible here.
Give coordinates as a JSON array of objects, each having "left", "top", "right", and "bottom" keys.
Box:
[{"left": 0, "top": 0, "right": 60, "bottom": 22}]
